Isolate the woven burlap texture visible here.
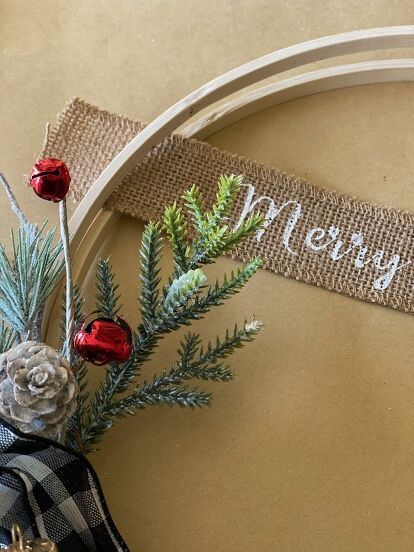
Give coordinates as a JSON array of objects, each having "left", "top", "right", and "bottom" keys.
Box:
[{"left": 42, "top": 97, "right": 414, "bottom": 315}]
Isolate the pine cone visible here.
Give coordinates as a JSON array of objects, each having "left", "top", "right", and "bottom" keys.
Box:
[{"left": 0, "top": 341, "right": 78, "bottom": 438}]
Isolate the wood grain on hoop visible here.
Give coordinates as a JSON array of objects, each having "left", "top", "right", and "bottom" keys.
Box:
[
  {"left": 44, "top": 26, "right": 414, "bottom": 342},
  {"left": 180, "top": 59, "right": 414, "bottom": 140},
  {"left": 68, "top": 26, "right": 414, "bottom": 253}
]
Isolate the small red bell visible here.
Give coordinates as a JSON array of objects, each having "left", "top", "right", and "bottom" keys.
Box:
[
  {"left": 73, "top": 316, "right": 133, "bottom": 365},
  {"left": 29, "top": 158, "right": 71, "bottom": 202}
]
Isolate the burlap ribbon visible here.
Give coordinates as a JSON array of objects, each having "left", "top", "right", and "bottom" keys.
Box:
[{"left": 43, "top": 98, "right": 414, "bottom": 315}]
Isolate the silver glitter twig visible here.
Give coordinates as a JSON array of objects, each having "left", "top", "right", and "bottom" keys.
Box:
[{"left": 59, "top": 199, "right": 74, "bottom": 366}]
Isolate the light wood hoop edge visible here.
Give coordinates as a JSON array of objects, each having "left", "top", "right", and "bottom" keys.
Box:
[
  {"left": 44, "top": 27, "right": 414, "bottom": 343},
  {"left": 180, "top": 58, "right": 414, "bottom": 140}
]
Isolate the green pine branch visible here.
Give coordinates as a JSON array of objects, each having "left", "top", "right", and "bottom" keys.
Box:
[
  {"left": 207, "top": 174, "right": 244, "bottom": 228},
  {"left": 184, "top": 175, "right": 264, "bottom": 267},
  {"left": 95, "top": 258, "right": 120, "bottom": 319},
  {"left": 77, "top": 318, "right": 263, "bottom": 452},
  {"left": 0, "top": 322, "right": 17, "bottom": 354},
  {"left": 66, "top": 174, "right": 265, "bottom": 453},
  {"left": 139, "top": 222, "right": 163, "bottom": 328},
  {"left": 182, "top": 184, "right": 208, "bottom": 236},
  {"left": 163, "top": 202, "right": 191, "bottom": 275},
  {"left": 93, "top": 252, "right": 251, "bottom": 411},
  {"left": 0, "top": 224, "right": 63, "bottom": 340},
  {"left": 65, "top": 361, "right": 90, "bottom": 453},
  {"left": 149, "top": 259, "right": 263, "bottom": 334},
  {"left": 107, "top": 385, "right": 211, "bottom": 416}
]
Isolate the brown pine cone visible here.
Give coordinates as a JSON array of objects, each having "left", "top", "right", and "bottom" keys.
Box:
[{"left": 0, "top": 341, "right": 77, "bottom": 438}]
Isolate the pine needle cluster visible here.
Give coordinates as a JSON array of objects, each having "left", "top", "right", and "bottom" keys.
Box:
[
  {"left": 67, "top": 175, "right": 264, "bottom": 453},
  {"left": 0, "top": 224, "right": 63, "bottom": 344},
  {"left": 0, "top": 174, "right": 265, "bottom": 454}
]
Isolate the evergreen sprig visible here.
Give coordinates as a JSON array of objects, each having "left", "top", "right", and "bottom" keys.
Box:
[
  {"left": 0, "top": 322, "right": 17, "bottom": 354},
  {"left": 139, "top": 222, "right": 163, "bottom": 328},
  {"left": 183, "top": 175, "right": 263, "bottom": 267},
  {"left": 65, "top": 361, "right": 89, "bottom": 453},
  {"left": 65, "top": 174, "right": 265, "bottom": 453},
  {"left": 95, "top": 319, "right": 262, "bottom": 423},
  {"left": 0, "top": 172, "right": 270, "bottom": 456},
  {"left": 96, "top": 259, "right": 120, "bottom": 319},
  {"left": 163, "top": 202, "right": 190, "bottom": 275},
  {"left": 0, "top": 224, "right": 63, "bottom": 341}
]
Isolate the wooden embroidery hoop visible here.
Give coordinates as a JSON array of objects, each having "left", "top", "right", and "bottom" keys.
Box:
[{"left": 44, "top": 25, "right": 414, "bottom": 342}]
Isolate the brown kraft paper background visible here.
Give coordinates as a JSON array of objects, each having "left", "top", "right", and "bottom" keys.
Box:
[{"left": 4, "top": 4, "right": 414, "bottom": 551}]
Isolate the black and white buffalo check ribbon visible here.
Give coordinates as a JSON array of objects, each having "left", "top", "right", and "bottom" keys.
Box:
[{"left": 0, "top": 418, "right": 129, "bottom": 551}]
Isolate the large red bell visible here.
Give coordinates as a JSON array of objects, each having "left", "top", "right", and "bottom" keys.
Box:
[{"left": 73, "top": 316, "right": 133, "bottom": 365}]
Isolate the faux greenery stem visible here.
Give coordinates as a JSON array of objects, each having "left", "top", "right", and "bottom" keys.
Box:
[
  {"left": 59, "top": 199, "right": 74, "bottom": 366},
  {"left": 82, "top": 332, "right": 157, "bottom": 443},
  {"left": 1, "top": 172, "right": 38, "bottom": 341},
  {"left": 24, "top": 174, "right": 264, "bottom": 453},
  {"left": 0, "top": 173, "right": 265, "bottom": 452},
  {"left": 0, "top": 173, "right": 29, "bottom": 228},
  {"left": 0, "top": 173, "right": 37, "bottom": 242}
]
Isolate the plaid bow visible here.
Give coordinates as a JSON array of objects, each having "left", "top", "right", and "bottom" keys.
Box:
[{"left": 0, "top": 418, "right": 129, "bottom": 551}]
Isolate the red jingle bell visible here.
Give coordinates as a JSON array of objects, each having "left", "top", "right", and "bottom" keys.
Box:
[
  {"left": 29, "top": 158, "right": 71, "bottom": 202},
  {"left": 73, "top": 316, "right": 133, "bottom": 366}
]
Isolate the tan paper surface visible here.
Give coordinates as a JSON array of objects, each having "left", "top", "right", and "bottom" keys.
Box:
[{"left": 1, "top": 2, "right": 414, "bottom": 551}]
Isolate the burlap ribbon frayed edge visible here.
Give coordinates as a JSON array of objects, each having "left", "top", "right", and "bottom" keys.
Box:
[
  {"left": 41, "top": 97, "right": 414, "bottom": 315},
  {"left": 48, "top": 97, "right": 414, "bottom": 227}
]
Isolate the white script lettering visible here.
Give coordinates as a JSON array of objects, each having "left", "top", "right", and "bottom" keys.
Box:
[
  {"left": 235, "top": 184, "right": 301, "bottom": 255},
  {"left": 236, "top": 183, "right": 411, "bottom": 291}
]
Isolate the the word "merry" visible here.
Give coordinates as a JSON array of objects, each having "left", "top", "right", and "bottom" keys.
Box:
[{"left": 235, "top": 184, "right": 411, "bottom": 291}]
